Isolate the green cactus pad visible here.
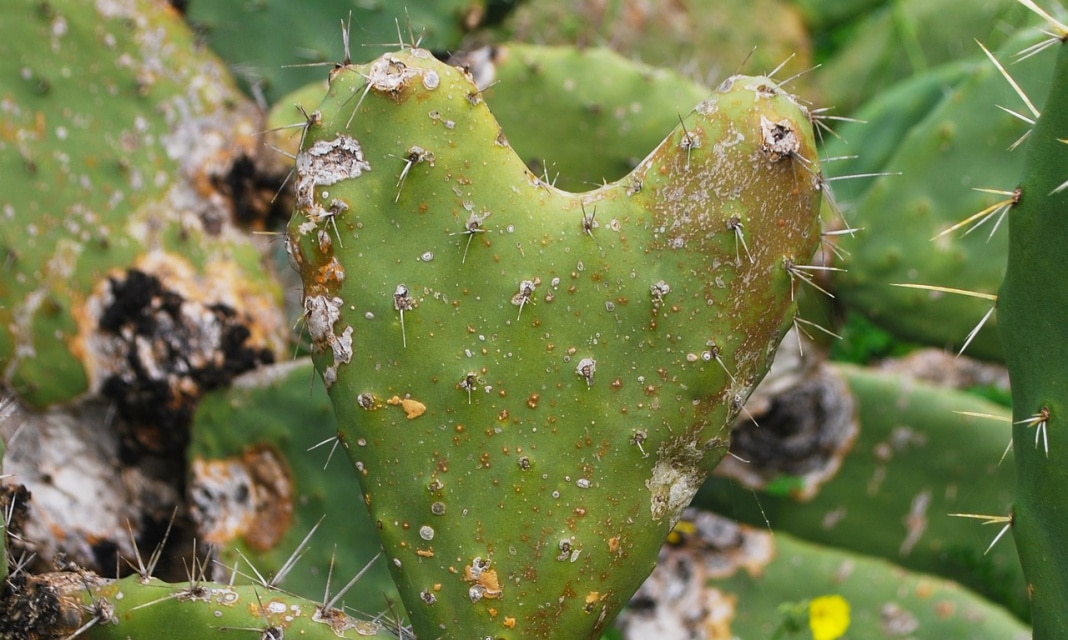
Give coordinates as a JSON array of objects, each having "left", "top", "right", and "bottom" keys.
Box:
[
  {"left": 477, "top": 43, "right": 712, "bottom": 192},
  {"left": 287, "top": 48, "right": 822, "bottom": 638},
  {"left": 0, "top": 0, "right": 287, "bottom": 418},
  {"left": 501, "top": 0, "right": 813, "bottom": 97},
  {"left": 0, "top": 572, "right": 400, "bottom": 639},
  {"left": 998, "top": 23, "right": 1068, "bottom": 639}
]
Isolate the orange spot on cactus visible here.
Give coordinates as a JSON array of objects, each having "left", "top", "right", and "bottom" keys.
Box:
[
  {"left": 503, "top": 617, "right": 516, "bottom": 628},
  {"left": 387, "top": 395, "right": 427, "bottom": 419}
]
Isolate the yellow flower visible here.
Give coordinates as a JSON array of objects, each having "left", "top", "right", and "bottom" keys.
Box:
[{"left": 808, "top": 594, "right": 850, "bottom": 640}]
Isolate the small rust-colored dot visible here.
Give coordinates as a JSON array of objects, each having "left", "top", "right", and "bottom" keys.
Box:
[
  {"left": 417, "top": 549, "right": 435, "bottom": 558},
  {"left": 574, "top": 508, "right": 586, "bottom": 517},
  {"left": 527, "top": 393, "right": 540, "bottom": 409},
  {"left": 497, "top": 409, "right": 509, "bottom": 421},
  {"left": 610, "top": 378, "right": 622, "bottom": 390},
  {"left": 503, "top": 617, "right": 516, "bottom": 628},
  {"left": 498, "top": 389, "right": 507, "bottom": 398},
  {"left": 546, "top": 343, "right": 555, "bottom": 352},
  {"left": 607, "top": 537, "right": 620, "bottom": 553},
  {"left": 467, "top": 325, "right": 476, "bottom": 333},
  {"left": 455, "top": 424, "right": 465, "bottom": 433},
  {"left": 644, "top": 385, "right": 657, "bottom": 396},
  {"left": 434, "top": 583, "right": 442, "bottom": 591}
]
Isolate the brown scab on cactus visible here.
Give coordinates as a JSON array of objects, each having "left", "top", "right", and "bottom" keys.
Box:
[
  {"left": 716, "top": 353, "right": 858, "bottom": 500},
  {"left": 759, "top": 116, "right": 801, "bottom": 161},
  {"left": 619, "top": 509, "right": 773, "bottom": 638},
  {"left": 189, "top": 444, "right": 294, "bottom": 552},
  {"left": 646, "top": 438, "right": 711, "bottom": 525},
  {"left": 77, "top": 257, "right": 276, "bottom": 454},
  {"left": 0, "top": 571, "right": 109, "bottom": 639}
]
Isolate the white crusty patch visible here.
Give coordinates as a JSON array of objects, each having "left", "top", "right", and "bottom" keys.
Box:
[
  {"left": 295, "top": 134, "right": 371, "bottom": 208},
  {"left": 367, "top": 55, "right": 421, "bottom": 92},
  {"left": 646, "top": 440, "right": 707, "bottom": 526},
  {"left": 759, "top": 116, "right": 800, "bottom": 161},
  {"left": 303, "top": 295, "right": 353, "bottom": 389}
]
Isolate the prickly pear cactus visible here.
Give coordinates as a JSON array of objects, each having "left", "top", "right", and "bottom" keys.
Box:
[
  {"left": 0, "top": 572, "right": 401, "bottom": 639},
  {"left": 287, "top": 48, "right": 822, "bottom": 638},
  {"left": 0, "top": 0, "right": 288, "bottom": 425},
  {"left": 997, "top": 13, "right": 1068, "bottom": 638}
]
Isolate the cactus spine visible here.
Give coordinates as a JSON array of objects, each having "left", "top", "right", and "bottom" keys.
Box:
[
  {"left": 287, "top": 48, "right": 822, "bottom": 638},
  {"left": 997, "top": 14, "right": 1068, "bottom": 638}
]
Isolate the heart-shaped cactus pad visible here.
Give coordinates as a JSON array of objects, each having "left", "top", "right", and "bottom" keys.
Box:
[{"left": 286, "top": 47, "right": 822, "bottom": 640}]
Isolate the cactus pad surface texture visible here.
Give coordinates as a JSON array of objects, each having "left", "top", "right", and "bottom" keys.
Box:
[
  {"left": 998, "top": 17, "right": 1068, "bottom": 639},
  {"left": 287, "top": 46, "right": 823, "bottom": 639}
]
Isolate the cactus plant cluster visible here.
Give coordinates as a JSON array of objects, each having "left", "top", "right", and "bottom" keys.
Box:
[{"left": 7, "top": 0, "right": 1068, "bottom": 638}]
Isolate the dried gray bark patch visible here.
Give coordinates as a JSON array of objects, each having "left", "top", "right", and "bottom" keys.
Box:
[{"left": 295, "top": 134, "right": 371, "bottom": 208}]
